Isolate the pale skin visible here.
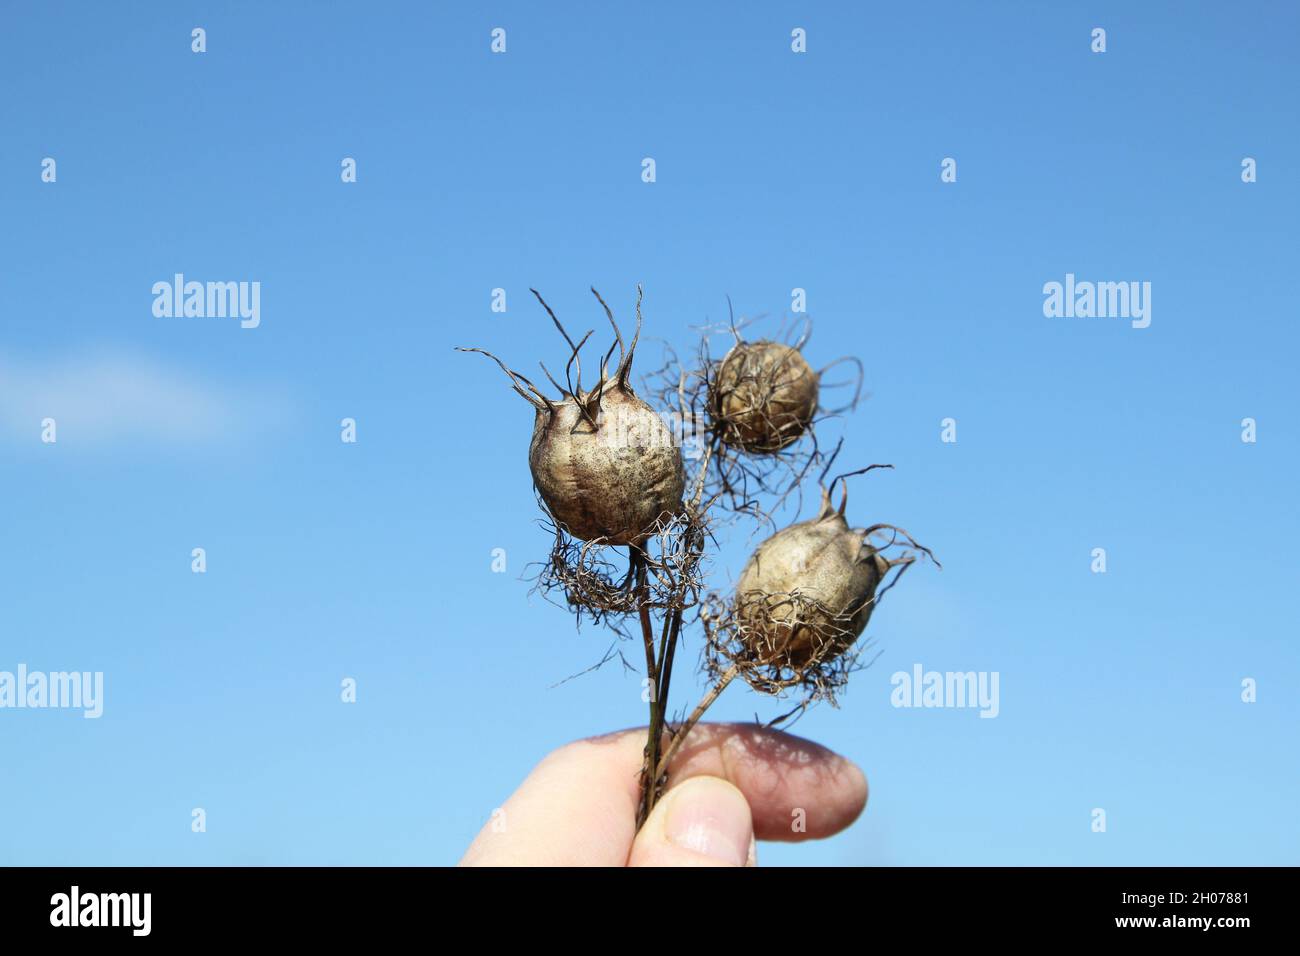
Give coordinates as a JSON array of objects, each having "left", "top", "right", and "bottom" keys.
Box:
[{"left": 460, "top": 722, "right": 868, "bottom": 867}]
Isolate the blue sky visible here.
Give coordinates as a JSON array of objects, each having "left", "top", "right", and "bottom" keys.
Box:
[{"left": 1, "top": 1, "right": 1296, "bottom": 866}]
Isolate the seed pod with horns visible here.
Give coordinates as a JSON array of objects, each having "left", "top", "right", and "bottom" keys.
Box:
[
  {"left": 460, "top": 287, "right": 685, "bottom": 547},
  {"left": 732, "top": 482, "right": 924, "bottom": 669},
  {"left": 711, "top": 340, "right": 820, "bottom": 453}
]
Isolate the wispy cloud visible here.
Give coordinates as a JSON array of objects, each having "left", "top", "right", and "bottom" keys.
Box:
[{"left": 0, "top": 350, "right": 293, "bottom": 448}]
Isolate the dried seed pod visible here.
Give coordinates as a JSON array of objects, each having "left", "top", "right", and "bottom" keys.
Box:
[
  {"left": 461, "top": 287, "right": 685, "bottom": 547},
  {"left": 712, "top": 340, "right": 819, "bottom": 453},
  {"left": 530, "top": 382, "right": 684, "bottom": 545},
  {"left": 733, "top": 487, "right": 892, "bottom": 668}
]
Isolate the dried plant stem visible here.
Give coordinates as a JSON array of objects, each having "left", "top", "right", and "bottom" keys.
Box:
[
  {"left": 654, "top": 662, "right": 740, "bottom": 781},
  {"left": 635, "top": 555, "right": 663, "bottom": 826},
  {"left": 633, "top": 447, "right": 715, "bottom": 828},
  {"left": 656, "top": 607, "right": 682, "bottom": 720},
  {"left": 636, "top": 605, "right": 680, "bottom": 827},
  {"left": 636, "top": 458, "right": 717, "bottom": 823}
]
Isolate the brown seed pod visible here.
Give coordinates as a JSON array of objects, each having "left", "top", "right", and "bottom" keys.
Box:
[
  {"left": 733, "top": 486, "right": 890, "bottom": 668},
  {"left": 461, "top": 287, "right": 685, "bottom": 547},
  {"left": 529, "top": 382, "right": 683, "bottom": 546},
  {"left": 712, "top": 340, "right": 820, "bottom": 453}
]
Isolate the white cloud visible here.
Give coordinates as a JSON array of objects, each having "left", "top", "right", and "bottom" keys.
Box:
[{"left": 0, "top": 350, "right": 293, "bottom": 447}]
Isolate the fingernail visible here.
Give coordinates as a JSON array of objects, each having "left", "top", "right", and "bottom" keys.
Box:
[{"left": 664, "top": 777, "right": 753, "bottom": 866}]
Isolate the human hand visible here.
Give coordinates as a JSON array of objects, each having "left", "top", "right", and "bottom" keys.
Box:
[{"left": 459, "top": 722, "right": 868, "bottom": 866}]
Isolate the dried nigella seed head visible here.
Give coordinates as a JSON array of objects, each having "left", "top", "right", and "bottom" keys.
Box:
[
  {"left": 460, "top": 287, "right": 685, "bottom": 546},
  {"left": 529, "top": 377, "right": 683, "bottom": 545},
  {"left": 712, "top": 340, "right": 819, "bottom": 453},
  {"left": 733, "top": 486, "right": 890, "bottom": 668}
]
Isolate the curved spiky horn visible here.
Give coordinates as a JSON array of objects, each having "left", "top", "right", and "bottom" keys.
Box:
[
  {"left": 590, "top": 287, "right": 625, "bottom": 373},
  {"left": 816, "top": 484, "right": 835, "bottom": 520},
  {"left": 456, "top": 347, "right": 553, "bottom": 412},
  {"left": 564, "top": 329, "right": 594, "bottom": 399},
  {"left": 861, "top": 523, "right": 941, "bottom": 569},
  {"left": 617, "top": 284, "right": 644, "bottom": 388},
  {"left": 538, "top": 361, "right": 570, "bottom": 400},
  {"left": 827, "top": 464, "right": 895, "bottom": 507},
  {"left": 582, "top": 376, "right": 607, "bottom": 426},
  {"left": 531, "top": 288, "right": 587, "bottom": 395}
]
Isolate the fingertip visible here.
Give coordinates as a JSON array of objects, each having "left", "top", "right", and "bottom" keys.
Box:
[
  {"left": 783, "top": 753, "right": 868, "bottom": 841},
  {"left": 842, "top": 758, "right": 870, "bottom": 824}
]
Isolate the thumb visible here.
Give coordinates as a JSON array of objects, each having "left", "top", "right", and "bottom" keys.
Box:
[{"left": 627, "top": 775, "right": 757, "bottom": 867}]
